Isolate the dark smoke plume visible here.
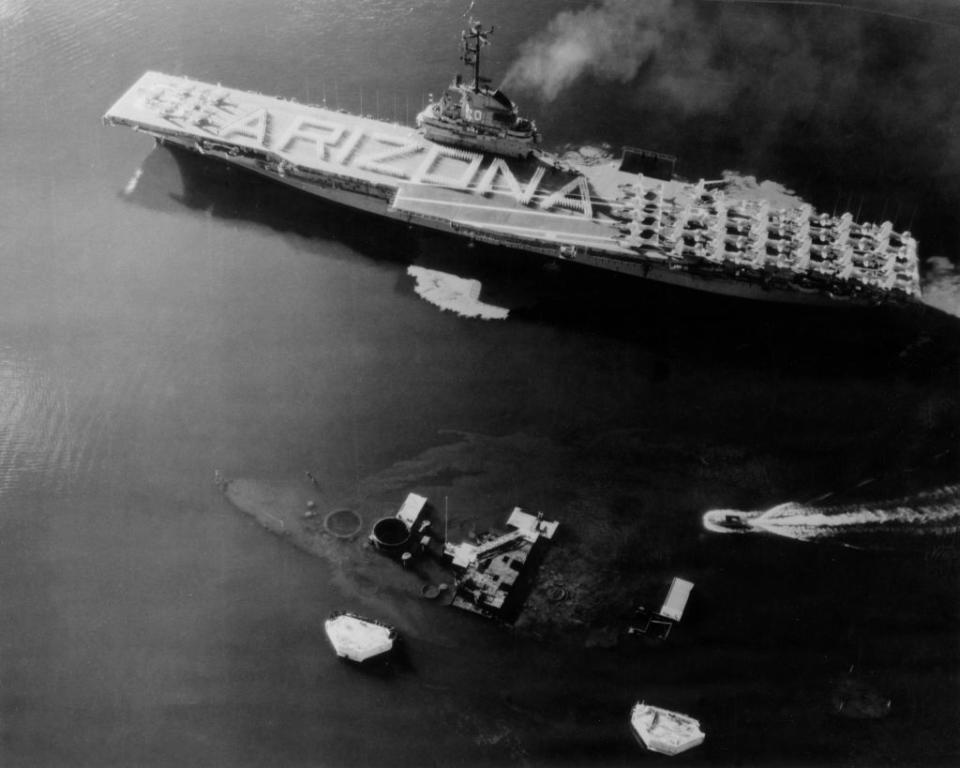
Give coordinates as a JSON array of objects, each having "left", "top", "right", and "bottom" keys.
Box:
[
  {"left": 504, "top": 0, "right": 683, "bottom": 102},
  {"left": 504, "top": 0, "right": 960, "bottom": 260},
  {"left": 505, "top": 1, "right": 959, "bottom": 110}
]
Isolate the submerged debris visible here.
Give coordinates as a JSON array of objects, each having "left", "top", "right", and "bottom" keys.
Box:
[{"left": 831, "top": 674, "right": 892, "bottom": 719}]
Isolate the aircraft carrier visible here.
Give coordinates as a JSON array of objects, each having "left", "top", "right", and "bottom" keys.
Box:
[{"left": 103, "top": 25, "right": 922, "bottom": 307}]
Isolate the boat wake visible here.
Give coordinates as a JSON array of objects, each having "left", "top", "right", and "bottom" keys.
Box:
[
  {"left": 123, "top": 166, "right": 143, "bottom": 196},
  {"left": 407, "top": 266, "right": 509, "bottom": 320},
  {"left": 703, "top": 485, "right": 960, "bottom": 543},
  {"left": 920, "top": 256, "right": 960, "bottom": 318}
]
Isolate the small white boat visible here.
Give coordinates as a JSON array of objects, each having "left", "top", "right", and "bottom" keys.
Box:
[
  {"left": 630, "top": 702, "right": 705, "bottom": 756},
  {"left": 324, "top": 611, "right": 398, "bottom": 663}
]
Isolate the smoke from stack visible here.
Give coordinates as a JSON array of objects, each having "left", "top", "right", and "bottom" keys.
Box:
[
  {"left": 503, "top": 0, "right": 681, "bottom": 102},
  {"left": 504, "top": 0, "right": 960, "bottom": 263}
]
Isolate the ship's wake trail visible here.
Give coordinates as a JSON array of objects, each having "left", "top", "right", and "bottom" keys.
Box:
[
  {"left": 703, "top": 485, "right": 960, "bottom": 543},
  {"left": 920, "top": 256, "right": 960, "bottom": 318}
]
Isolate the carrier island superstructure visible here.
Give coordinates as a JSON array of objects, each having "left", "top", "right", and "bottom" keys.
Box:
[{"left": 103, "top": 28, "right": 921, "bottom": 307}]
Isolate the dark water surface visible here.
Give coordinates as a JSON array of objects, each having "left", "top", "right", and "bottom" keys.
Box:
[{"left": 1, "top": 1, "right": 959, "bottom": 766}]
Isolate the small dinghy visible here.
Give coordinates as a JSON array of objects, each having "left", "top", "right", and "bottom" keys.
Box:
[
  {"left": 630, "top": 702, "right": 705, "bottom": 756},
  {"left": 324, "top": 611, "right": 398, "bottom": 663}
]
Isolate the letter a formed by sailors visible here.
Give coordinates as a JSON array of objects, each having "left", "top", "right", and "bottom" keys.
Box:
[{"left": 219, "top": 108, "right": 269, "bottom": 147}]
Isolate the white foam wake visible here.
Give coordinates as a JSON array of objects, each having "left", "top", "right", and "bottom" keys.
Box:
[
  {"left": 407, "top": 266, "right": 509, "bottom": 320},
  {"left": 704, "top": 485, "right": 960, "bottom": 541},
  {"left": 123, "top": 167, "right": 143, "bottom": 196},
  {"left": 920, "top": 256, "right": 960, "bottom": 318}
]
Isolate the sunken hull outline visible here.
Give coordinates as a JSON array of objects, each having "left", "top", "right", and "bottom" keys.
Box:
[{"left": 104, "top": 72, "right": 921, "bottom": 308}]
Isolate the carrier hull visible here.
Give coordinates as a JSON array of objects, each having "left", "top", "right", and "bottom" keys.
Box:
[{"left": 104, "top": 72, "right": 921, "bottom": 308}]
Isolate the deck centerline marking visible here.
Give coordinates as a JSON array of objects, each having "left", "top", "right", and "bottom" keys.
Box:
[
  {"left": 394, "top": 191, "right": 611, "bottom": 225},
  {"left": 452, "top": 219, "right": 622, "bottom": 245}
]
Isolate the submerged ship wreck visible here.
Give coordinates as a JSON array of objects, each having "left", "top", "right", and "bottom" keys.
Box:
[{"left": 103, "top": 19, "right": 922, "bottom": 307}]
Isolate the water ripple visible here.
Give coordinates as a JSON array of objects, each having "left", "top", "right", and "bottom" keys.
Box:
[{"left": 0, "top": 345, "right": 132, "bottom": 499}]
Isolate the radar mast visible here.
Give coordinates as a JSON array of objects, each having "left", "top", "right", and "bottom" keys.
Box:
[{"left": 460, "top": 19, "right": 493, "bottom": 94}]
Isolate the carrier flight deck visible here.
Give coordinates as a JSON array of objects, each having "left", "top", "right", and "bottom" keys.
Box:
[{"left": 104, "top": 66, "right": 921, "bottom": 307}]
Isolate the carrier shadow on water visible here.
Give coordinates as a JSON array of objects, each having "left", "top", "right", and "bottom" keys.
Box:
[
  {"left": 127, "top": 143, "right": 422, "bottom": 267},
  {"left": 125, "top": 144, "right": 960, "bottom": 380},
  {"left": 124, "top": 143, "right": 960, "bottom": 494},
  {"left": 123, "top": 143, "right": 960, "bottom": 496}
]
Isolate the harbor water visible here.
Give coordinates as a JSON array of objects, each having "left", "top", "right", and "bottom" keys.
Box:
[{"left": 1, "top": 1, "right": 959, "bottom": 766}]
